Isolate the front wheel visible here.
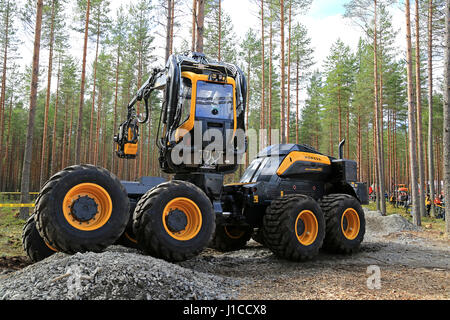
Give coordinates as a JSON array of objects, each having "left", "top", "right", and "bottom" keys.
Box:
[
  {"left": 132, "top": 181, "right": 215, "bottom": 262},
  {"left": 35, "top": 165, "right": 130, "bottom": 254}
]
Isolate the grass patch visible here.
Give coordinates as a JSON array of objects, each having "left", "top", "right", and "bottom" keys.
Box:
[
  {"left": 0, "top": 207, "right": 27, "bottom": 258},
  {"left": 363, "top": 202, "right": 446, "bottom": 234}
]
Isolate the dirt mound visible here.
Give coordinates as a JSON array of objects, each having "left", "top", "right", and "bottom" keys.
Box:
[
  {"left": 0, "top": 246, "right": 240, "bottom": 300},
  {"left": 0, "top": 257, "right": 32, "bottom": 275},
  {"left": 365, "top": 212, "right": 421, "bottom": 238}
]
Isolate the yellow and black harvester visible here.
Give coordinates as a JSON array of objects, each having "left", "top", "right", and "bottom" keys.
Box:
[{"left": 23, "top": 53, "right": 368, "bottom": 263}]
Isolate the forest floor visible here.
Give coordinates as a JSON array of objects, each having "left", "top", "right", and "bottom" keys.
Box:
[{"left": 0, "top": 205, "right": 448, "bottom": 300}]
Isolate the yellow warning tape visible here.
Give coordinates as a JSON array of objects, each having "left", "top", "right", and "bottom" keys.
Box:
[
  {"left": 0, "top": 203, "right": 35, "bottom": 208},
  {"left": 0, "top": 192, "right": 39, "bottom": 195}
]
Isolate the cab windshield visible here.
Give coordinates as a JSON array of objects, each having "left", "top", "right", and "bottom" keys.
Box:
[
  {"left": 195, "top": 81, "right": 234, "bottom": 120},
  {"left": 240, "top": 157, "right": 281, "bottom": 183}
]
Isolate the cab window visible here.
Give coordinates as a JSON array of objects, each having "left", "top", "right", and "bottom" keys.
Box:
[
  {"left": 195, "top": 81, "right": 234, "bottom": 120},
  {"left": 180, "top": 77, "right": 192, "bottom": 124}
]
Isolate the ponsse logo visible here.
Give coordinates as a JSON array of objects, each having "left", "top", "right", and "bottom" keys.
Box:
[{"left": 304, "top": 155, "right": 323, "bottom": 162}]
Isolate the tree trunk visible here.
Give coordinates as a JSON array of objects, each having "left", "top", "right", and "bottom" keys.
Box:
[
  {"left": 0, "top": 0, "right": 10, "bottom": 165},
  {"left": 406, "top": 0, "right": 421, "bottom": 226},
  {"left": 443, "top": 0, "right": 450, "bottom": 233},
  {"left": 373, "top": 0, "right": 386, "bottom": 216},
  {"left": 89, "top": 11, "right": 101, "bottom": 164},
  {"left": 245, "top": 49, "right": 250, "bottom": 168},
  {"left": 112, "top": 45, "right": 120, "bottom": 175},
  {"left": 286, "top": 2, "right": 291, "bottom": 144},
  {"left": 94, "top": 90, "right": 102, "bottom": 166},
  {"left": 50, "top": 56, "right": 61, "bottom": 175},
  {"left": 67, "top": 97, "right": 75, "bottom": 166},
  {"left": 415, "top": 0, "right": 427, "bottom": 217},
  {"left": 427, "top": 0, "right": 436, "bottom": 217},
  {"left": 170, "top": 0, "right": 175, "bottom": 56},
  {"left": 296, "top": 50, "right": 299, "bottom": 144},
  {"left": 268, "top": 10, "right": 273, "bottom": 146},
  {"left": 260, "top": 0, "right": 265, "bottom": 149},
  {"left": 165, "top": 0, "right": 173, "bottom": 61},
  {"left": 218, "top": 0, "right": 221, "bottom": 60},
  {"left": 2, "top": 93, "right": 13, "bottom": 191},
  {"left": 280, "top": 0, "right": 286, "bottom": 144},
  {"left": 195, "top": 0, "right": 204, "bottom": 53},
  {"left": 61, "top": 96, "right": 69, "bottom": 170},
  {"left": 75, "top": 0, "right": 91, "bottom": 165},
  {"left": 191, "top": 0, "right": 197, "bottom": 52},
  {"left": 39, "top": 0, "right": 56, "bottom": 188},
  {"left": 19, "top": 0, "right": 44, "bottom": 219}
]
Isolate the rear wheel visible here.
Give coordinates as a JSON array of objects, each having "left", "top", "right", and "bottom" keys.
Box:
[
  {"left": 22, "top": 215, "right": 57, "bottom": 263},
  {"left": 132, "top": 181, "right": 215, "bottom": 262},
  {"left": 320, "top": 194, "right": 366, "bottom": 254},
  {"left": 210, "top": 224, "right": 253, "bottom": 252},
  {"left": 35, "top": 165, "right": 130, "bottom": 254},
  {"left": 263, "top": 195, "right": 325, "bottom": 261}
]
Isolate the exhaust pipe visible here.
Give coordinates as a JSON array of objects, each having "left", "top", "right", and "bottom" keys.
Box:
[{"left": 339, "top": 140, "right": 346, "bottom": 159}]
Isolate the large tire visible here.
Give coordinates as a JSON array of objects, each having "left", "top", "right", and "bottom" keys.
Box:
[
  {"left": 320, "top": 194, "right": 366, "bottom": 254},
  {"left": 116, "top": 198, "right": 140, "bottom": 249},
  {"left": 35, "top": 165, "right": 130, "bottom": 254},
  {"left": 22, "top": 215, "right": 57, "bottom": 263},
  {"left": 263, "top": 195, "right": 325, "bottom": 261},
  {"left": 132, "top": 180, "right": 215, "bottom": 262},
  {"left": 251, "top": 228, "right": 266, "bottom": 246},
  {"left": 209, "top": 224, "right": 253, "bottom": 252}
]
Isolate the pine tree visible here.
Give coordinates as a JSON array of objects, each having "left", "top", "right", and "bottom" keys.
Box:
[
  {"left": 75, "top": 0, "right": 91, "bottom": 165},
  {"left": 19, "top": 0, "right": 44, "bottom": 219},
  {"left": 443, "top": 0, "right": 450, "bottom": 232},
  {"left": 289, "top": 22, "right": 314, "bottom": 143},
  {"left": 0, "top": 0, "right": 19, "bottom": 175},
  {"left": 405, "top": 0, "right": 421, "bottom": 226},
  {"left": 204, "top": 0, "right": 237, "bottom": 62}
]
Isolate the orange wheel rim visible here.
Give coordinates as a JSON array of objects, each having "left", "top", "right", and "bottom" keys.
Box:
[
  {"left": 124, "top": 232, "right": 138, "bottom": 244},
  {"left": 224, "top": 226, "right": 246, "bottom": 240},
  {"left": 162, "top": 197, "right": 202, "bottom": 241},
  {"left": 45, "top": 241, "right": 58, "bottom": 252},
  {"left": 341, "top": 208, "right": 361, "bottom": 240},
  {"left": 62, "top": 183, "right": 112, "bottom": 232},
  {"left": 295, "top": 210, "right": 319, "bottom": 246}
]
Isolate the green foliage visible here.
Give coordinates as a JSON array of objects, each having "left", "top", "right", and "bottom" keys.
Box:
[{"left": 0, "top": 207, "right": 26, "bottom": 257}]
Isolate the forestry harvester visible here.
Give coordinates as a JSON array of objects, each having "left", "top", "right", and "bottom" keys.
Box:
[{"left": 23, "top": 52, "right": 369, "bottom": 263}]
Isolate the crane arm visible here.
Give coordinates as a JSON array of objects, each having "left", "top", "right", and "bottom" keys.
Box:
[{"left": 114, "top": 68, "right": 166, "bottom": 159}]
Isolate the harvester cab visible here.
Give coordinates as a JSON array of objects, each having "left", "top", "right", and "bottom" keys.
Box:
[
  {"left": 27, "top": 52, "right": 369, "bottom": 265},
  {"left": 114, "top": 52, "right": 247, "bottom": 175}
]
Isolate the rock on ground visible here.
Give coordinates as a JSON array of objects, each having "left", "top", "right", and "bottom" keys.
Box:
[{"left": 0, "top": 246, "right": 240, "bottom": 301}]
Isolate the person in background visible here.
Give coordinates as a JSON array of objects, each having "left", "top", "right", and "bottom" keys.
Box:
[{"left": 425, "top": 194, "right": 431, "bottom": 216}]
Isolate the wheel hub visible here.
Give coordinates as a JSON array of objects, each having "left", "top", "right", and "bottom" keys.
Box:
[
  {"left": 165, "top": 209, "right": 188, "bottom": 233},
  {"left": 70, "top": 196, "right": 99, "bottom": 222}
]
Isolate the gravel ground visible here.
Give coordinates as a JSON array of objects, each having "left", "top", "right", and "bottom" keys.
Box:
[
  {"left": 0, "top": 246, "right": 240, "bottom": 300},
  {"left": 0, "top": 210, "right": 448, "bottom": 300}
]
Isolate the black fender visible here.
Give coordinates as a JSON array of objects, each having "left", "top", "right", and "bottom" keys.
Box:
[{"left": 325, "top": 182, "right": 364, "bottom": 204}]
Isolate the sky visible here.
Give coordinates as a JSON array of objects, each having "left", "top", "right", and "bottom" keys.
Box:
[
  {"left": 106, "top": 0, "right": 368, "bottom": 67},
  {"left": 219, "top": 0, "right": 406, "bottom": 70}
]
